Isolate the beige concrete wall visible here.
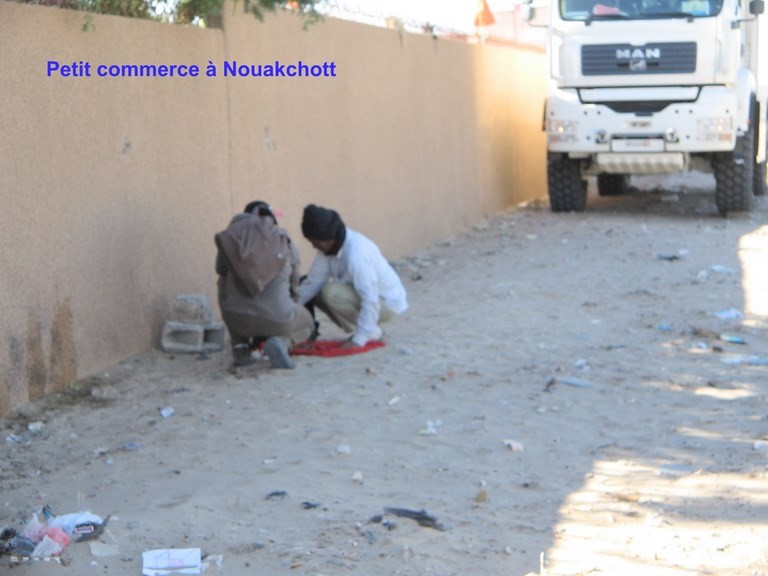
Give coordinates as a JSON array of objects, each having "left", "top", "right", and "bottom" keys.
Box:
[
  {"left": 222, "top": 10, "right": 547, "bottom": 255},
  {"left": 0, "top": 1, "right": 546, "bottom": 416}
]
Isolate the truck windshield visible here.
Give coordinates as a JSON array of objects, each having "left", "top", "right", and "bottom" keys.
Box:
[{"left": 560, "top": 0, "right": 724, "bottom": 20}]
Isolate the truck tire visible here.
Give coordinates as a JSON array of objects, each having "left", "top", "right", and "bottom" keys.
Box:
[
  {"left": 597, "top": 173, "right": 630, "bottom": 196},
  {"left": 713, "top": 129, "right": 755, "bottom": 215},
  {"left": 548, "top": 153, "right": 587, "bottom": 212},
  {"left": 755, "top": 159, "right": 767, "bottom": 197},
  {"left": 751, "top": 102, "right": 766, "bottom": 197}
]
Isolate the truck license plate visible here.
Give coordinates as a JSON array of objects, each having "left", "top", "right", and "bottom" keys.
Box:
[{"left": 611, "top": 139, "right": 665, "bottom": 152}]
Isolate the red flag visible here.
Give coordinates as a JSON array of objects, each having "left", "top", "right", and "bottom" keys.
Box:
[{"left": 474, "top": 0, "right": 496, "bottom": 27}]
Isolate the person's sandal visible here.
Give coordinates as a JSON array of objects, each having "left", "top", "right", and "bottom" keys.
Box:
[
  {"left": 232, "top": 344, "right": 254, "bottom": 367},
  {"left": 264, "top": 337, "right": 295, "bottom": 369}
]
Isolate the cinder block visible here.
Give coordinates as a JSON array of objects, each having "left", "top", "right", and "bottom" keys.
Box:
[
  {"left": 171, "top": 294, "right": 213, "bottom": 323},
  {"left": 201, "top": 322, "right": 225, "bottom": 352},
  {"left": 161, "top": 321, "right": 225, "bottom": 353},
  {"left": 161, "top": 321, "right": 204, "bottom": 353}
]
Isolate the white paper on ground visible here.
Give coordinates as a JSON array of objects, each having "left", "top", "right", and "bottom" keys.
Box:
[{"left": 142, "top": 548, "right": 202, "bottom": 575}]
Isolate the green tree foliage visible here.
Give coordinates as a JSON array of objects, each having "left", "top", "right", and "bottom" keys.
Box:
[
  {"left": 181, "top": 0, "right": 321, "bottom": 25},
  {"left": 19, "top": 0, "right": 322, "bottom": 27},
  {"left": 176, "top": 0, "right": 322, "bottom": 26},
  {"left": 27, "top": 0, "right": 152, "bottom": 18}
]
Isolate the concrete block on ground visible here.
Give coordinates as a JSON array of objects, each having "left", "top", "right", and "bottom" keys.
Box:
[
  {"left": 171, "top": 294, "right": 213, "bottom": 323},
  {"left": 201, "top": 322, "right": 225, "bottom": 352},
  {"left": 161, "top": 321, "right": 225, "bottom": 353}
]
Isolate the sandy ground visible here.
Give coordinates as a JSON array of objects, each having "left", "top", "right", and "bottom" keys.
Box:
[{"left": 2, "top": 174, "right": 768, "bottom": 576}]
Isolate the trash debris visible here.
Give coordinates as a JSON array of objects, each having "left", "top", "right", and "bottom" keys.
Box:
[
  {"left": 574, "top": 358, "right": 591, "bottom": 371},
  {"left": 264, "top": 490, "right": 288, "bottom": 500},
  {"left": 719, "top": 334, "right": 747, "bottom": 345},
  {"left": 1, "top": 506, "right": 106, "bottom": 559},
  {"left": 202, "top": 553, "right": 223, "bottom": 571},
  {"left": 5, "top": 433, "right": 27, "bottom": 444},
  {"left": 142, "top": 547, "right": 201, "bottom": 575},
  {"left": 418, "top": 420, "right": 442, "bottom": 435},
  {"left": 366, "top": 514, "right": 397, "bottom": 530},
  {"left": 714, "top": 308, "right": 743, "bottom": 321},
  {"left": 357, "top": 526, "right": 377, "bottom": 545},
  {"left": 656, "top": 253, "right": 680, "bottom": 261},
  {"left": 159, "top": 407, "right": 175, "bottom": 418},
  {"left": 383, "top": 507, "right": 445, "bottom": 531},
  {"left": 502, "top": 439, "right": 525, "bottom": 452},
  {"left": 48, "top": 509, "right": 109, "bottom": 543},
  {"left": 710, "top": 264, "right": 736, "bottom": 275},
  {"left": 602, "top": 344, "right": 627, "bottom": 352},
  {"left": 545, "top": 376, "right": 594, "bottom": 391},
  {"left": 352, "top": 471, "right": 364, "bottom": 484},
  {"left": 27, "top": 421, "right": 45, "bottom": 433},
  {"left": 721, "top": 355, "right": 768, "bottom": 366},
  {"left": 1, "top": 527, "right": 18, "bottom": 557}
]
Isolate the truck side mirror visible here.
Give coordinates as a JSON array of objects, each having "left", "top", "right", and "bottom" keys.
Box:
[
  {"left": 522, "top": 0, "right": 550, "bottom": 26},
  {"left": 750, "top": 0, "right": 765, "bottom": 14},
  {"left": 521, "top": 4, "right": 535, "bottom": 21}
]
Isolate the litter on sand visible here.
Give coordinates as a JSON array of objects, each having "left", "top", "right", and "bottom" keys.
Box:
[
  {"left": 1, "top": 506, "right": 107, "bottom": 559},
  {"left": 714, "top": 308, "right": 743, "bottom": 321},
  {"left": 719, "top": 334, "right": 747, "bottom": 344},
  {"left": 382, "top": 507, "right": 445, "bottom": 531},
  {"left": 142, "top": 548, "right": 202, "bottom": 576},
  {"left": 545, "top": 376, "right": 595, "bottom": 391}
]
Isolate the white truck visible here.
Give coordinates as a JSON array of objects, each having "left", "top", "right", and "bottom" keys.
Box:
[{"left": 525, "top": 0, "right": 767, "bottom": 214}]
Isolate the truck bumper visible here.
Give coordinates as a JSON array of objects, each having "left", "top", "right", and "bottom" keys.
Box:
[
  {"left": 592, "top": 152, "right": 686, "bottom": 174},
  {"left": 545, "top": 85, "right": 741, "bottom": 173}
]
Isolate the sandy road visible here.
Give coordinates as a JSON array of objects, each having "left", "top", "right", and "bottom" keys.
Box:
[{"left": 2, "top": 173, "right": 767, "bottom": 576}]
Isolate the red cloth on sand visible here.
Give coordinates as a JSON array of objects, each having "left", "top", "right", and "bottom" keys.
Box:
[{"left": 290, "top": 340, "right": 385, "bottom": 357}]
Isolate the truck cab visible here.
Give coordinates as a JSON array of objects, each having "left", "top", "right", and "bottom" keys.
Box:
[{"left": 529, "top": 0, "right": 768, "bottom": 213}]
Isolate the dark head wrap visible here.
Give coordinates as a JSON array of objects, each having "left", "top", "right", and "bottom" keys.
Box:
[
  {"left": 243, "top": 200, "right": 277, "bottom": 223},
  {"left": 301, "top": 204, "right": 346, "bottom": 254}
]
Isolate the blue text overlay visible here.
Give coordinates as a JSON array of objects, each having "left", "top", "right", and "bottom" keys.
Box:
[{"left": 46, "top": 60, "right": 338, "bottom": 78}]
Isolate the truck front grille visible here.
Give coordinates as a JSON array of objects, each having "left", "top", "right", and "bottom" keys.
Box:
[
  {"left": 601, "top": 101, "right": 674, "bottom": 113},
  {"left": 582, "top": 42, "right": 697, "bottom": 76}
]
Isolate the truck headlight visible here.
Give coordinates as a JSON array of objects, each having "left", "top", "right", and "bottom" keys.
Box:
[
  {"left": 698, "top": 117, "right": 733, "bottom": 142},
  {"left": 548, "top": 119, "right": 578, "bottom": 142}
]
